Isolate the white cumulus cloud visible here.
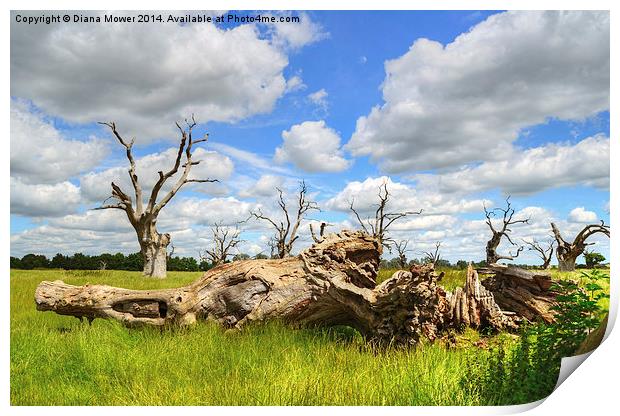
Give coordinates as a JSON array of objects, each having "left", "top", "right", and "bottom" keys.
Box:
[
  {"left": 11, "top": 11, "right": 292, "bottom": 141},
  {"left": 346, "top": 11, "right": 609, "bottom": 173},
  {"left": 266, "top": 12, "right": 329, "bottom": 50},
  {"left": 11, "top": 100, "right": 109, "bottom": 184},
  {"left": 568, "top": 207, "right": 598, "bottom": 223},
  {"left": 274, "top": 120, "right": 350, "bottom": 172},
  {"left": 11, "top": 178, "right": 81, "bottom": 217},
  {"left": 413, "top": 135, "right": 610, "bottom": 195}
]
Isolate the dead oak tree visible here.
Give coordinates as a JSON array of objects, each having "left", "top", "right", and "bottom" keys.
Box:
[
  {"left": 551, "top": 221, "right": 610, "bottom": 271},
  {"left": 199, "top": 223, "right": 243, "bottom": 267},
  {"left": 423, "top": 242, "right": 442, "bottom": 268},
  {"left": 96, "top": 117, "right": 216, "bottom": 278},
  {"left": 251, "top": 181, "right": 319, "bottom": 258},
  {"left": 523, "top": 239, "right": 554, "bottom": 270},
  {"left": 394, "top": 240, "right": 411, "bottom": 269},
  {"left": 483, "top": 197, "right": 529, "bottom": 264},
  {"left": 35, "top": 230, "right": 561, "bottom": 345},
  {"left": 349, "top": 182, "right": 421, "bottom": 251}
]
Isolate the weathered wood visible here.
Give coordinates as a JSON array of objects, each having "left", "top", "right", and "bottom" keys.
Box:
[
  {"left": 35, "top": 231, "right": 562, "bottom": 345},
  {"left": 445, "top": 265, "right": 518, "bottom": 331},
  {"left": 96, "top": 119, "right": 217, "bottom": 278},
  {"left": 480, "top": 264, "right": 559, "bottom": 323},
  {"left": 551, "top": 222, "right": 610, "bottom": 272}
]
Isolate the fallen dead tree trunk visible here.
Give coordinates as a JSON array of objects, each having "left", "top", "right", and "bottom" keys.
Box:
[
  {"left": 35, "top": 231, "right": 560, "bottom": 345},
  {"left": 479, "top": 264, "right": 559, "bottom": 323}
]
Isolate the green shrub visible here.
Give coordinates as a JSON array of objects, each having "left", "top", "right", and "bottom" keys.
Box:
[{"left": 462, "top": 269, "right": 609, "bottom": 405}]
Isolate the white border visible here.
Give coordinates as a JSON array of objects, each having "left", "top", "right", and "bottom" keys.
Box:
[{"left": 3, "top": 1, "right": 617, "bottom": 414}]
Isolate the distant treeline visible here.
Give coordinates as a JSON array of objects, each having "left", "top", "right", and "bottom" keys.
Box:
[
  {"left": 380, "top": 258, "right": 485, "bottom": 270},
  {"left": 380, "top": 257, "right": 601, "bottom": 270},
  {"left": 10, "top": 252, "right": 601, "bottom": 271},
  {"left": 10, "top": 252, "right": 207, "bottom": 272}
]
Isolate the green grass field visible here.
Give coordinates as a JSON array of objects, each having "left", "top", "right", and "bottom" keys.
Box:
[{"left": 10, "top": 268, "right": 608, "bottom": 406}]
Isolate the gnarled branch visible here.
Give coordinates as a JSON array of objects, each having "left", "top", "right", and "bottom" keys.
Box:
[{"left": 349, "top": 181, "right": 422, "bottom": 249}]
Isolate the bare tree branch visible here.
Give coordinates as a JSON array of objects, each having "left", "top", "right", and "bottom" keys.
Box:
[
  {"left": 349, "top": 181, "right": 421, "bottom": 249},
  {"left": 310, "top": 222, "right": 331, "bottom": 243},
  {"left": 394, "top": 239, "right": 411, "bottom": 269},
  {"left": 94, "top": 117, "right": 218, "bottom": 278},
  {"left": 551, "top": 221, "right": 610, "bottom": 271},
  {"left": 423, "top": 241, "right": 442, "bottom": 268},
  {"left": 251, "top": 180, "right": 319, "bottom": 258},
  {"left": 199, "top": 222, "right": 244, "bottom": 266},
  {"left": 98, "top": 122, "right": 143, "bottom": 215},
  {"left": 523, "top": 238, "right": 555, "bottom": 269},
  {"left": 484, "top": 196, "right": 529, "bottom": 264}
]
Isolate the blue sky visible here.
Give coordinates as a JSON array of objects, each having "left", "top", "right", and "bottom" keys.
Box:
[{"left": 10, "top": 10, "right": 610, "bottom": 264}]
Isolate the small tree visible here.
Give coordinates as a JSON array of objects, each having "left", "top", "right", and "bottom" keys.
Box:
[
  {"left": 199, "top": 223, "right": 243, "bottom": 267},
  {"left": 96, "top": 117, "right": 217, "bottom": 278},
  {"left": 483, "top": 197, "right": 529, "bottom": 264},
  {"left": 251, "top": 181, "right": 319, "bottom": 258},
  {"left": 393, "top": 240, "right": 411, "bottom": 269},
  {"left": 422, "top": 241, "right": 442, "bottom": 268},
  {"left": 349, "top": 182, "right": 421, "bottom": 250},
  {"left": 522, "top": 238, "right": 555, "bottom": 270},
  {"left": 584, "top": 251, "right": 606, "bottom": 268},
  {"left": 551, "top": 221, "right": 610, "bottom": 271}
]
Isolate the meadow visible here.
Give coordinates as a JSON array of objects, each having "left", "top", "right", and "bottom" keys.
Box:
[{"left": 10, "top": 268, "right": 608, "bottom": 406}]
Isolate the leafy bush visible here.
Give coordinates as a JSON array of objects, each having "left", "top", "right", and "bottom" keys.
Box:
[
  {"left": 584, "top": 251, "right": 606, "bottom": 268},
  {"left": 462, "top": 269, "right": 609, "bottom": 405}
]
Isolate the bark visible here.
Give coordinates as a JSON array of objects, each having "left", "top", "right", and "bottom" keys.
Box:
[
  {"left": 142, "top": 242, "right": 169, "bottom": 279},
  {"left": 35, "top": 231, "right": 561, "bottom": 345},
  {"left": 551, "top": 222, "right": 610, "bottom": 272},
  {"left": 479, "top": 264, "right": 559, "bottom": 323},
  {"left": 445, "top": 264, "right": 519, "bottom": 331},
  {"left": 557, "top": 257, "right": 578, "bottom": 272},
  {"left": 138, "top": 223, "right": 170, "bottom": 279},
  {"left": 96, "top": 119, "right": 216, "bottom": 278}
]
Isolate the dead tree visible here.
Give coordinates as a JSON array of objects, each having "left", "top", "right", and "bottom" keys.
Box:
[
  {"left": 483, "top": 197, "right": 529, "bottom": 264},
  {"left": 95, "top": 117, "right": 216, "bottom": 278},
  {"left": 251, "top": 181, "right": 319, "bottom": 258},
  {"left": 523, "top": 239, "right": 554, "bottom": 269},
  {"left": 199, "top": 223, "right": 243, "bottom": 267},
  {"left": 423, "top": 242, "right": 442, "bottom": 267},
  {"left": 394, "top": 240, "right": 411, "bottom": 269},
  {"left": 551, "top": 221, "right": 610, "bottom": 271},
  {"left": 310, "top": 222, "right": 331, "bottom": 243},
  {"left": 349, "top": 182, "right": 421, "bottom": 250},
  {"left": 35, "top": 231, "right": 561, "bottom": 345}
]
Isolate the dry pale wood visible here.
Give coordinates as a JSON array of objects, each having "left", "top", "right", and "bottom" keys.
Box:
[
  {"left": 551, "top": 221, "right": 610, "bottom": 272},
  {"left": 96, "top": 118, "right": 217, "bottom": 278},
  {"left": 35, "top": 231, "right": 561, "bottom": 345}
]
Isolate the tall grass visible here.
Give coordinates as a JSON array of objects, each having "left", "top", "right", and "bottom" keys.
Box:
[
  {"left": 11, "top": 268, "right": 607, "bottom": 406},
  {"left": 11, "top": 269, "right": 477, "bottom": 406}
]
